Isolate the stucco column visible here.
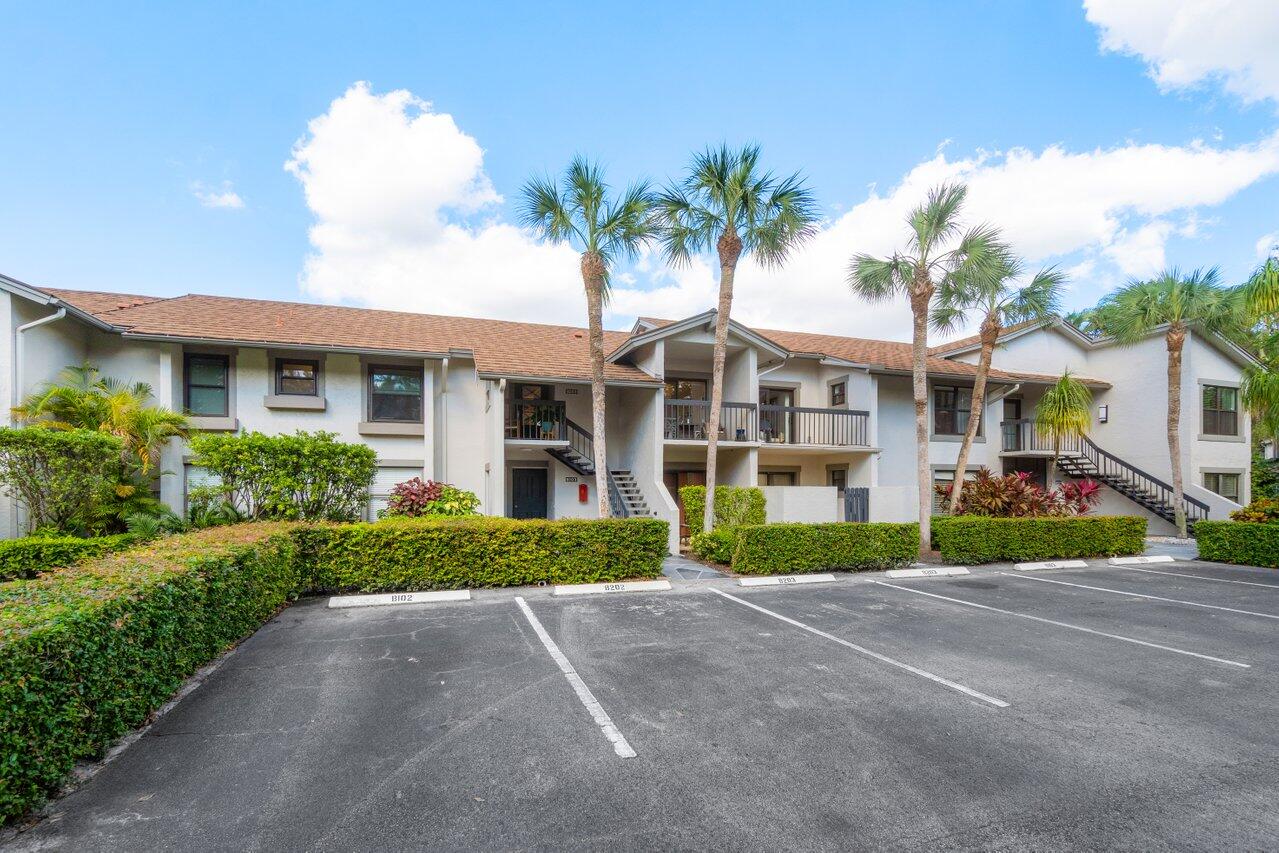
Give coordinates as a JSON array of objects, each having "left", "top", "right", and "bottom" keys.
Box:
[
  {"left": 421, "top": 360, "right": 435, "bottom": 482},
  {"left": 157, "top": 345, "right": 184, "bottom": 514}
]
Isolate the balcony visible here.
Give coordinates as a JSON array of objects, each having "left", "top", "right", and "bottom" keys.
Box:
[
  {"left": 664, "top": 400, "right": 757, "bottom": 442},
  {"left": 1000, "top": 419, "right": 1081, "bottom": 455},
  {"left": 663, "top": 400, "right": 871, "bottom": 447},
  {"left": 505, "top": 400, "right": 567, "bottom": 442}
]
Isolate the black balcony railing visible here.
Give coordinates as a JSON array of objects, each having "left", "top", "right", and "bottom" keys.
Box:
[
  {"left": 760, "top": 405, "right": 870, "bottom": 447},
  {"left": 663, "top": 400, "right": 757, "bottom": 441},
  {"left": 505, "top": 400, "right": 567, "bottom": 441}
]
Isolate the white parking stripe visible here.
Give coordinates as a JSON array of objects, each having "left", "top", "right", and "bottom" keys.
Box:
[
  {"left": 709, "top": 588, "right": 1009, "bottom": 708},
  {"left": 875, "top": 581, "right": 1250, "bottom": 669},
  {"left": 514, "top": 597, "right": 636, "bottom": 759},
  {"left": 1002, "top": 572, "right": 1279, "bottom": 621},
  {"left": 1115, "top": 565, "right": 1279, "bottom": 590}
]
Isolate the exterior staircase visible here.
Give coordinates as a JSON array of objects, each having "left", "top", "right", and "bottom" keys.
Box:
[{"left": 544, "top": 419, "right": 654, "bottom": 518}]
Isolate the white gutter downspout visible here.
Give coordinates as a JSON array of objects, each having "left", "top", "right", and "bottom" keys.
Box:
[
  {"left": 13, "top": 307, "right": 66, "bottom": 413},
  {"left": 439, "top": 357, "right": 449, "bottom": 482}
]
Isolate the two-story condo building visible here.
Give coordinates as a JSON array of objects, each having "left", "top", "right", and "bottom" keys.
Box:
[{"left": 0, "top": 273, "right": 1255, "bottom": 552}]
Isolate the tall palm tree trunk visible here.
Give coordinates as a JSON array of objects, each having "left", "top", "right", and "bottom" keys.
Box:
[
  {"left": 909, "top": 281, "right": 933, "bottom": 557},
  {"left": 947, "top": 316, "right": 999, "bottom": 515},
  {"left": 703, "top": 227, "right": 742, "bottom": 533},
  {"left": 582, "top": 254, "right": 611, "bottom": 518},
  {"left": 1166, "top": 323, "right": 1187, "bottom": 537}
]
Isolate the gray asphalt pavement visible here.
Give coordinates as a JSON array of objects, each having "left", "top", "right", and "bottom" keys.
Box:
[{"left": 7, "top": 558, "right": 1279, "bottom": 851}]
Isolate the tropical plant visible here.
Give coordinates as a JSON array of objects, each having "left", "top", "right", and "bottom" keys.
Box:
[
  {"left": 13, "top": 362, "right": 189, "bottom": 475},
  {"left": 1090, "top": 268, "right": 1242, "bottom": 536},
  {"left": 185, "top": 485, "right": 244, "bottom": 529},
  {"left": 935, "top": 467, "right": 1102, "bottom": 517},
  {"left": 519, "top": 158, "right": 656, "bottom": 518},
  {"left": 1229, "top": 496, "right": 1279, "bottom": 523},
  {"left": 657, "top": 144, "right": 818, "bottom": 532},
  {"left": 381, "top": 477, "right": 480, "bottom": 518},
  {"left": 934, "top": 250, "right": 1065, "bottom": 514},
  {"left": 1034, "top": 369, "right": 1093, "bottom": 472},
  {"left": 847, "top": 182, "right": 1002, "bottom": 555}
]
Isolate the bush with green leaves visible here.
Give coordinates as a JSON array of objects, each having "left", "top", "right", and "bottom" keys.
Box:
[
  {"left": 295, "top": 516, "right": 669, "bottom": 591},
  {"left": 188, "top": 430, "right": 377, "bottom": 522},
  {"left": 1195, "top": 520, "right": 1279, "bottom": 568},
  {"left": 380, "top": 477, "right": 480, "bottom": 518},
  {"left": 1228, "top": 497, "right": 1279, "bottom": 523},
  {"left": 930, "top": 515, "right": 1146, "bottom": 563},
  {"left": 731, "top": 522, "right": 918, "bottom": 574},
  {"left": 0, "top": 523, "right": 299, "bottom": 823},
  {"left": 689, "top": 528, "right": 737, "bottom": 563},
  {"left": 679, "top": 485, "right": 766, "bottom": 535},
  {"left": 0, "top": 428, "right": 123, "bottom": 535},
  {"left": 0, "top": 533, "right": 137, "bottom": 582}
]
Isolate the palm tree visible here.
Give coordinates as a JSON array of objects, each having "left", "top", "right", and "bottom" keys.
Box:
[
  {"left": 518, "top": 157, "right": 655, "bottom": 518},
  {"left": 1091, "top": 268, "right": 1241, "bottom": 536},
  {"left": 1238, "top": 258, "right": 1279, "bottom": 445},
  {"left": 14, "top": 362, "right": 189, "bottom": 475},
  {"left": 1034, "top": 369, "right": 1093, "bottom": 472},
  {"left": 848, "top": 183, "right": 1001, "bottom": 554},
  {"left": 656, "top": 144, "right": 818, "bottom": 532},
  {"left": 933, "top": 252, "right": 1065, "bottom": 514}
]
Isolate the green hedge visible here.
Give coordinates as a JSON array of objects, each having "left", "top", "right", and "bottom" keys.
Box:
[
  {"left": 0, "top": 534, "right": 136, "bottom": 582},
  {"left": 294, "top": 517, "right": 669, "bottom": 592},
  {"left": 0, "top": 523, "right": 298, "bottom": 823},
  {"left": 1195, "top": 521, "right": 1279, "bottom": 568},
  {"left": 930, "top": 515, "right": 1146, "bottom": 564},
  {"left": 731, "top": 522, "right": 918, "bottom": 575},
  {"left": 679, "top": 485, "right": 765, "bottom": 535}
]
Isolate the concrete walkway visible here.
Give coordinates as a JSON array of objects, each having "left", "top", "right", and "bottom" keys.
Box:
[
  {"left": 661, "top": 553, "right": 727, "bottom": 580},
  {"left": 1144, "top": 536, "right": 1198, "bottom": 561}
]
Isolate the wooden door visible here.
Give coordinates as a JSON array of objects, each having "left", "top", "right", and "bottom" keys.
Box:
[{"left": 664, "top": 470, "right": 706, "bottom": 541}]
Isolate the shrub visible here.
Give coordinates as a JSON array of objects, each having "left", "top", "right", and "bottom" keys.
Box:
[
  {"left": 0, "top": 428, "right": 122, "bottom": 534},
  {"left": 189, "top": 430, "right": 377, "bottom": 522},
  {"left": 930, "top": 515, "right": 1146, "bottom": 563},
  {"left": 679, "top": 485, "right": 766, "bottom": 535},
  {"left": 0, "top": 523, "right": 298, "bottom": 823},
  {"left": 1195, "top": 521, "right": 1279, "bottom": 568},
  {"left": 295, "top": 517, "right": 669, "bottom": 591},
  {"left": 936, "top": 468, "right": 1102, "bottom": 517},
  {"left": 381, "top": 478, "right": 480, "bottom": 518},
  {"left": 731, "top": 522, "right": 918, "bottom": 575},
  {"left": 689, "top": 528, "right": 737, "bottom": 564},
  {"left": 1228, "top": 497, "right": 1279, "bottom": 523},
  {"left": 0, "top": 533, "right": 137, "bottom": 582}
]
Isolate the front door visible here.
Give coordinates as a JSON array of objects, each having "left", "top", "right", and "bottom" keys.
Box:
[
  {"left": 511, "top": 468, "right": 548, "bottom": 519},
  {"left": 664, "top": 470, "right": 706, "bottom": 542},
  {"left": 759, "top": 387, "right": 795, "bottom": 442}
]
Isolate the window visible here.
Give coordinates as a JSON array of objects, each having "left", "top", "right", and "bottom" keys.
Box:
[
  {"left": 758, "top": 471, "right": 797, "bottom": 486},
  {"left": 664, "top": 377, "right": 707, "bottom": 400},
  {"left": 275, "top": 358, "right": 319, "bottom": 396},
  {"left": 1203, "top": 472, "right": 1240, "bottom": 502},
  {"left": 368, "top": 365, "right": 423, "bottom": 422},
  {"left": 932, "top": 468, "right": 977, "bottom": 513},
  {"left": 933, "top": 385, "right": 979, "bottom": 436},
  {"left": 1202, "top": 385, "right": 1238, "bottom": 436},
  {"left": 828, "top": 467, "right": 847, "bottom": 494},
  {"left": 184, "top": 354, "right": 229, "bottom": 417},
  {"left": 830, "top": 381, "right": 846, "bottom": 407}
]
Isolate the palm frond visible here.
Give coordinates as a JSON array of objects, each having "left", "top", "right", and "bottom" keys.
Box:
[
  {"left": 848, "top": 254, "right": 910, "bottom": 302},
  {"left": 1035, "top": 370, "right": 1093, "bottom": 443},
  {"left": 909, "top": 182, "right": 968, "bottom": 257},
  {"left": 1001, "top": 266, "right": 1066, "bottom": 325}
]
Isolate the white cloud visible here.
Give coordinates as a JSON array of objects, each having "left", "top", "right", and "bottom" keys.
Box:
[
  {"left": 191, "top": 181, "right": 244, "bottom": 209},
  {"left": 1084, "top": 0, "right": 1279, "bottom": 106},
  {"left": 287, "top": 82, "right": 1279, "bottom": 341},
  {"left": 1259, "top": 231, "right": 1279, "bottom": 259}
]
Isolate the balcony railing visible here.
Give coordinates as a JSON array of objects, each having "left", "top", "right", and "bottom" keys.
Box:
[
  {"left": 505, "top": 400, "right": 567, "bottom": 441},
  {"left": 760, "top": 405, "right": 870, "bottom": 447},
  {"left": 1000, "top": 418, "right": 1081, "bottom": 454},
  {"left": 663, "top": 400, "right": 757, "bottom": 441}
]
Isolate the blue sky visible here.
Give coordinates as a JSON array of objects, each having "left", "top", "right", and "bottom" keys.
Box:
[{"left": 2, "top": 1, "right": 1277, "bottom": 339}]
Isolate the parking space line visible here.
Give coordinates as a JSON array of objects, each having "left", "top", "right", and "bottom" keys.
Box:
[
  {"left": 1001, "top": 572, "right": 1279, "bottom": 621},
  {"left": 709, "top": 588, "right": 1009, "bottom": 708},
  {"left": 1114, "top": 565, "right": 1279, "bottom": 590},
  {"left": 514, "top": 596, "right": 637, "bottom": 759},
  {"left": 875, "top": 581, "right": 1250, "bottom": 669}
]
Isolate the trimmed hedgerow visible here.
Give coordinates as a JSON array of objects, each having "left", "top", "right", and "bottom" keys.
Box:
[
  {"left": 1195, "top": 521, "right": 1279, "bottom": 568},
  {"left": 679, "top": 485, "right": 766, "bottom": 536},
  {"left": 731, "top": 522, "right": 918, "bottom": 575},
  {"left": 0, "top": 534, "right": 137, "bottom": 582},
  {"left": 0, "top": 524, "right": 298, "bottom": 824},
  {"left": 930, "top": 515, "right": 1146, "bottom": 564},
  {"left": 689, "top": 528, "right": 738, "bottom": 564},
  {"left": 294, "top": 516, "right": 670, "bottom": 592}
]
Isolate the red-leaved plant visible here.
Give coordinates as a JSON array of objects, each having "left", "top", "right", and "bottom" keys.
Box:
[
  {"left": 383, "top": 477, "right": 480, "bottom": 518},
  {"left": 936, "top": 468, "right": 1102, "bottom": 517}
]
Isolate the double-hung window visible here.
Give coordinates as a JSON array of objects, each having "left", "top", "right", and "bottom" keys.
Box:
[
  {"left": 1203, "top": 472, "right": 1240, "bottom": 501},
  {"left": 933, "top": 385, "right": 978, "bottom": 436},
  {"left": 275, "top": 358, "right": 319, "bottom": 396},
  {"left": 184, "top": 354, "right": 229, "bottom": 417},
  {"left": 830, "top": 381, "right": 846, "bottom": 407},
  {"left": 1202, "top": 385, "right": 1238, "bottom": 436},
  {"left": 368, "top": 365, "right": 423, "bottom": 422}
]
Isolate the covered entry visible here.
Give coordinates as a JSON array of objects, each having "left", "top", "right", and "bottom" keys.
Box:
[{"left": 511, "top": 468, "right": 548, "bottom": 519}]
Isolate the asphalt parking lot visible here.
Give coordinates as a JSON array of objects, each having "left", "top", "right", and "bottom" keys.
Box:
[{"left": 8, "top": 558, "right": 1279, "bottom": 851}]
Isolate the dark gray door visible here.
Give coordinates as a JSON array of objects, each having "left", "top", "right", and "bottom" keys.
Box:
[{"left": 512, "top": 468, "right": 548, "bottom": 519}]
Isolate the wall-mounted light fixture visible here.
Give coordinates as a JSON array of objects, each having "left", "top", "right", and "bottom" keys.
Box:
[{"left": 1098, "top": 404, "right": 1109, "bottom": 423}]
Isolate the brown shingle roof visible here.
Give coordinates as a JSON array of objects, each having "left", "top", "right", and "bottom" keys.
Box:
[
  {"left": 42, "top": 289, "right": 657, "bottom": 385},
  {"left": 928, "top": 319, "right": 1044, "bottom": 356},
  {"left": 42, "top": 288, "right": 164, "bottom": 315}
]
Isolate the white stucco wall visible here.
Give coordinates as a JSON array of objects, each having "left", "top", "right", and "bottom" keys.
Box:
[{"left": 761, "top": 486, "right": 839, "bottom": 523}]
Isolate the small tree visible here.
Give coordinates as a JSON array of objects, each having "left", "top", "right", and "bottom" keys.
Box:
[
  {"left": 0, "top": 428, "right": 122, "bottom": 534},
  {"left": 1034, "top": 370, "right": 1093, "bottom": 473}
]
